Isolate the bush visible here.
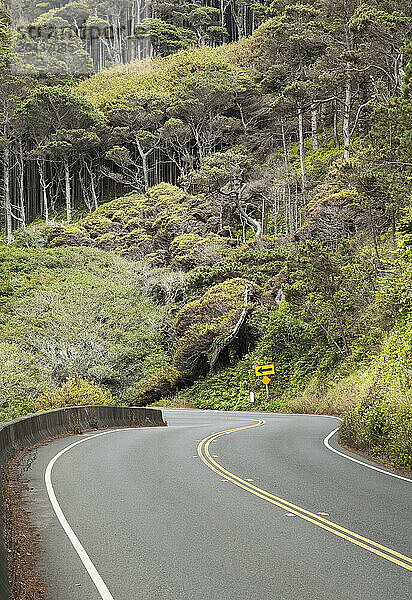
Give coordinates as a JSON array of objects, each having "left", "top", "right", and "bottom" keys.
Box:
[
  {"left": 47, "top": 224, "right": 92, "bottom": 247},
  {"left": 0, "top": 341, "right": 52, "bottom": 421},
  {"left": 170, "top": 233, "right": 230, "bottom": 271},
  {"left": 341, "top": 317, "right": 412, "bottom": 469},
  {"left": 174, "top": 278, "right": 261, "bottom": 377},
  {"left": 12, "top": 224, "right": 54, "bottom": 248},
  {"left": 341, "top": 394, "right": 412, "bottom": 470},
  {"left": 177, "top": 361, "right": 287, "bottom": 412},
  {"left": 131, "top": 365, "right": 183, "bottom": 406},
  {"left": 35, "top": 377, "right": 115, "bottom": 411}
]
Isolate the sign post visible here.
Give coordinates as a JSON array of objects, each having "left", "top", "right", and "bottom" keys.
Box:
[{"left": 254, "top": 364, "right": 274, "bottom": 399}]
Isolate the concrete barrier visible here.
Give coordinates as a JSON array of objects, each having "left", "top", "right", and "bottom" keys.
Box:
[{"left": 0, "top": 405, "right": 165, "bottom": 599}]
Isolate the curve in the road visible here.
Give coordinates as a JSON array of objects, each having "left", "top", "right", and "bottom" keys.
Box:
[
  {"left": 197, "top": 418, "right": 412, "bottom": 572},
  {"left": 41, "top": 413, "right": 412, "bottom": 600}
]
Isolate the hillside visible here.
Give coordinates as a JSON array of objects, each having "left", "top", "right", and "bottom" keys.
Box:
[{"left": 3, "top": 182, "right": 410, "bottom": 469}]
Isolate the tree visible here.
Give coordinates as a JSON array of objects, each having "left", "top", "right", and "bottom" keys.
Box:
[
  {"left": 186, "top": 146, "right": 266, "bottom": 249},
  {"left": 106, "top": 98, "right": 166, "bottom": 191},
  {"left": 134, "top": 17, "right": 196, "bottom": 57}
]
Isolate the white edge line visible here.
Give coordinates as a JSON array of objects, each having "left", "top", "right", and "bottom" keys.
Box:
[
  {"left": 324, "top": 425, "right": 412, "bottom": 483},
  {"left": 45, "top": 429, "right": 139, "bottom": 600}
]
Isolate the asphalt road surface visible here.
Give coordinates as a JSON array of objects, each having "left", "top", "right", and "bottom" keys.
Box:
[{"left": 21, "top": 409, "right": 412, "bottom": 600}]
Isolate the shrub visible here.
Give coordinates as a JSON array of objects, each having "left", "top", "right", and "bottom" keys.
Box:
[
  {"left": 79, "top": 183, "right": 215, "bottom": 263},
  {"left": 35, "top": 376, "right": 115, "bottom": 411},
  {"left": 47, "top": 225, "right": 92, "bottom": 247},
  {"left": 170, "top": 233, "right": 230, "bottom": 271},
  {"left": 341, "top": 316, "right": 412, "bottom": 469},
  {"left": 0, "top": 341, "right": 52, "bottom": 421},
  {"left": 131, "top": 365, "right": 183, "bottom": 405},
  {"left": 0, "top": 246, "right": 169, "bottom": 401},
  {"left": 174, "top": 278, "right": 261, "bottom": 377},
  {"left": 12, "top": 224, "right": 54, "bottom": 248}
]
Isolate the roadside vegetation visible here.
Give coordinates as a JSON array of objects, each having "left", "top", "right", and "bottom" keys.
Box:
[{"left": 0, "top": 246, "right": 169, "bottom": 421}]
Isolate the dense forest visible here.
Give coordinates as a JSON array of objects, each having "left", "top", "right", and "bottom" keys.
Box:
[{"left": 0, "top": 0, "right": 411, "bottom": 469}]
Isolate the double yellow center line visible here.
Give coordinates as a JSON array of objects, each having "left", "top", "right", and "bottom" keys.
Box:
[{"left": 197, "top": 419, "right": 412, "bottom": 572}]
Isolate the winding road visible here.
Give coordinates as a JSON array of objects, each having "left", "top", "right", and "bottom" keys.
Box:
[{"left": 21, "top": 409, "right": 411, "bottom": 599}]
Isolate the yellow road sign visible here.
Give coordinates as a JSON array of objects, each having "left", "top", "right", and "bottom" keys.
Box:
[
  {"left": 255, "top": 364, "right": 275, "bottom": 377},
  {"left": 262, "top": 376, "right": 271, "bottom": 385}
]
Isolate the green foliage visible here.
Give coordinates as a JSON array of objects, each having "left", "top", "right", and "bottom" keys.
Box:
[
  {"left": 402, "top": 40, "right": 412, "bottom": 97},
  {"left": 48, "top": 224, "right": 92, "bottom": 247},
  {"left": 169, "top": 233, "right": 231, "bottom": 271},
  {"left": 0, "top": 245, "right": 169, "bottom": 418},
  {"left": 178, "top": 361, "right": 286, "bottom": 412},
  {"left": 131, "top": 365, "right": 183, "bottom": 406},
  {"left": 134, "top": 18, "right": 196, "bottom": 56},
  {"left": 35, "top": 376, "right": 115, "bottom": 411},
  {"left": 289, "top": 140, "right": 340, "bottom": 184},
  {"left": 174, "top": 277, "right": 261, "bottom": 378},
  {"left": 340, "top": 238, "right": 412, "bottom": 469},
  {"left": 186, "top": 243, "right": 293, "bottom": 295},
  {"left": 11, "top": 223, "right": 55, "bottom": 248},
  {"left": 47, "top": 183, "right": 221, "bottom": 265},
  {"left": 341, "top": 380, "right": 412, "bottom": 470},
  {"left": 0, "top": 341, "right": 52, "bottom": 421},
  {"left": 12, "top": 26, "right": 94, "bottom": 75},
  {"left": 78, "top": 45, "right": 253, "bottom": 110},
  {"left": 1, "top": 0, "right": 412, "bottom": 474}
]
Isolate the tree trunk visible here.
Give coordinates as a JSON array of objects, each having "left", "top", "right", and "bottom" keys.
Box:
[
  {"left": 64, "top": 156, "right": 72, "bottom": 223},
  {"left": 90, "top": 171, "right": 99, "bottom": 210},
  {"left": 333, "top": 99, "right": 340, "bottom": 151},
  {"left": 281, "top": 119, "right": 292, "bottom": 227},
  {"left": 261, "top": 194, "right": 268, "bottom": 235},
  {"left": 84, "top": 161, "right": 99, "bottom": 210},
  {"left": 136, "top": 139, "right": 151, "bottom": 192},
  {"left": 3, "top": 144, "right": 13, "bottom": 244},
  {"left": 321, "top": 103, "right": 327, "bottom": 145},
  {"left": 298, "top": 108, "right": 307, "bottom": 190},
  {"left": 311, "top": 107, "right": 319, "bottom": 151},
  {"left": 343, "top": 78, "right": 352, "bottom": 160},
  {"left": 273, "top": 186, "right": 279, "bottom": 236},
  {"left": 17, "top": 140, "right": 26, "bottom": 228},
  {"left": 305, "top": 305, "right": 346, "bottom": 356},
  {"left": 38, "top": 159, "right": 50, "bottom": 224},
  {"left": 79, "top": 167, "right": 91, "bottom": 211},
  {"left": 235, "top": 186, "right": 264, "bottom": 250}
]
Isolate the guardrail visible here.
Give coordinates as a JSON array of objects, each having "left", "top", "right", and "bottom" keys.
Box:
[{"left": 0, "top": 405, "right": 166, "bottom": 599}]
